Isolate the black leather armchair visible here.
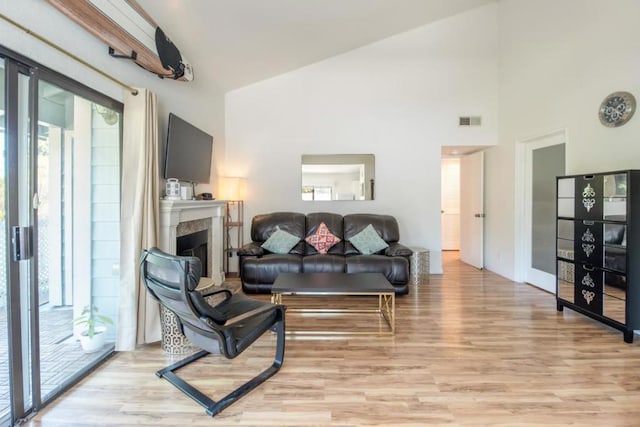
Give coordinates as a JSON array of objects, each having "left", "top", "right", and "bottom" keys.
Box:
[{"left": 141, "top": 247, "right": 286, "bottom": 417}]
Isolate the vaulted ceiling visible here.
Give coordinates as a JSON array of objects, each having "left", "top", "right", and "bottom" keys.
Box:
[{"left": 136, "top": 0, "right": 496, "bottom": 92}]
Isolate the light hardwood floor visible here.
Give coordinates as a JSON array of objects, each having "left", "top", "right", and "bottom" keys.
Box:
[{"left": 27, "top": 252, "right": 640, "bottom": 426}]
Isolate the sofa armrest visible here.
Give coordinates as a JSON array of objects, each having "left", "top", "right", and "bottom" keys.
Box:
[
  {"left": 237, "top": 242, "right": 264, "bottom": 257},
  {"left": 385, "top": 243, "right": 413, "bottom": 257}
]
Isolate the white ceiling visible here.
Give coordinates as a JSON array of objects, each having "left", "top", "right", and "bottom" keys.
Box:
[{"left": 136, "top": 0, "right": 496, "bottom": 92}]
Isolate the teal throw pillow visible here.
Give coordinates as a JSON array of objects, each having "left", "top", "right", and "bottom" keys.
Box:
[
  {"left": 261, "top": 226, "right": 300, "bottom": 254},
  {"left": 349, "top": 224, "right": 389, "bottom": 255}
]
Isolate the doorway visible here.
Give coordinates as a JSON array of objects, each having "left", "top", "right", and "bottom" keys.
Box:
[
  {"left": 441, "top": 158, "right": 460, "bottom": 251},
  {"left": 1, "top": 50, "right": 122, "bottom": 424},
  {"left": 441, "top": 147, "right": 485, "bottom": 270},
  {"left": 515, "top": 130, "right": 566, "bottom": 292}
]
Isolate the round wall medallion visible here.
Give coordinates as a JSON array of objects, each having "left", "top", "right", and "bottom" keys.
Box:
[{"left": 599, "top": 91, "right": 636, "bottom": 127}]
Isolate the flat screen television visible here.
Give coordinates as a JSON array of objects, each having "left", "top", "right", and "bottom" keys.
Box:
[{"left": 163, "top": 113, "right": 213, "bottom": 183}]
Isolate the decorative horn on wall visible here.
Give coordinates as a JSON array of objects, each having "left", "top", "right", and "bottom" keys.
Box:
[{"left": 46, "top": 0, "right": 194, "bottom": 81}]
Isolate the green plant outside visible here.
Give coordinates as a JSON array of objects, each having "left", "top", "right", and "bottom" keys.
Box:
[{"left": 73, "top": 305, "right": 113, "bottom": 338}]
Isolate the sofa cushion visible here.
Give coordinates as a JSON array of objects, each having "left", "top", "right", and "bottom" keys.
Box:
[
  {"left": 303, "top": 254, "right": 345, "bottom": 273},
  {"left": 237, "top": 242, "right": 264, "bottom": 257},
  {"left": 305, "top": 222, "right": 341, "bottom": 254},
  {"left": 305, "top": 212, "right": 344, "bottom": 255},
  {"left": 349, "top": 224, "right": 389, "bottom": 255},
  {"left": 252, "top": 212, "right": 306, "bottom": 255},
  {"left": 385, "top": 242, "right": 413, "bottom": 257},
  {"left": 344, "top": 214, "right": 399, "bottom": 255},
  {"left": 345, "top": 255, "right": 409, "bottom": 285},
  {"left": 261, "top": 227, "right": 300, "bottom": 254},
  {"left": 242, "top": 254, "right": 303, "bottom": 285}
]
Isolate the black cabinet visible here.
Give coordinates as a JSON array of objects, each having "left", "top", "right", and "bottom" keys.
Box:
[{"left": 556, "top": 170, "right": 639, "bottom": 343}]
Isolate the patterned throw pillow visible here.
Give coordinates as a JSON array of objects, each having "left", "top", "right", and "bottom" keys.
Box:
[
  {"left": 305, "top": 222, "right": 341, "bottom": 254},
  {"left": 349, "top": 224, "right": 389, "bottom": 255},
  {"left": 261, "top": 226, "right": 300, "bottom": 254}
]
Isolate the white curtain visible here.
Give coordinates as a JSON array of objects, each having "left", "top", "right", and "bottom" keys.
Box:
[{"left": 116, "top": 88, "right": 161, "bottom": 350}]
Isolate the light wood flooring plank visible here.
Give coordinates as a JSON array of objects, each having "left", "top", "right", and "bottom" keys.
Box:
[{"left": 26, "top": 252, "right": 640, "bottom": 426}]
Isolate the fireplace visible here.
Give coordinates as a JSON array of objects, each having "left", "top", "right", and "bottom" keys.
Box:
[
  {"left": 176, "top": 217, "right": 212, "bottom": 277},
  {"left": 158, "top": 199, "right": 226, "bottom": 285},
  {"left": 176, "top": 230, "right": 208, "bottom": 277}
]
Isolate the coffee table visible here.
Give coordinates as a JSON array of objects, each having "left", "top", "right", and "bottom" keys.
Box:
[{"left": 271, "top": 272, "right": 395, "bottom": 336}]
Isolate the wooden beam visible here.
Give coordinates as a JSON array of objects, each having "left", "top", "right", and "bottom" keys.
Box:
[{"left": 45, "top": 0, "right": 190, "bottom": 81}]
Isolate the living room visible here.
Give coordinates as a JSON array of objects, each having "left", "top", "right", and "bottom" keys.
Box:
[{"left": 1, "top": 0, "right": 640, "bottom": 425}]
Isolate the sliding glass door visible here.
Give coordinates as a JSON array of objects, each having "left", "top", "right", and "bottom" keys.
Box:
[
  {"left": 1, "top": 49, "right": 122, "bottom": 425},
  {"left": 1, "top": 56, "right": 10, "bottom": 426},
  {"left": 36, "top": 79, "right": 122, "bottom": 402},
  {"left": 1, "top": 55, "right": 35, "bottom": 426}
]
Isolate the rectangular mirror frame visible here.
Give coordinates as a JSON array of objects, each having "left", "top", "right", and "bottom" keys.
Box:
[{"left": 301, "top": 154, "right": 375, "bottom": 201}]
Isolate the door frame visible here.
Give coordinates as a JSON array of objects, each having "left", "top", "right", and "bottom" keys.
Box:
[
  {"left": 1, "top": 45, "right": 122, "bottom": 425},
  {"left": 514, "top": 128, "right": 567, "bottom": 288},
  {"left": 3, "top": 53, "right": 46, "bottom": 423}
]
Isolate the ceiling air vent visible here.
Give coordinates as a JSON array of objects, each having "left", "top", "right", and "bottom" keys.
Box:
[{"left": 459, "top": 116, "right": 482, "bottom": 126}]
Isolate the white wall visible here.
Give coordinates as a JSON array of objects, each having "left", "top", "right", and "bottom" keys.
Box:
[
  {"left": 484, "top": 0, "right": 640, "bottom": 280},
  {"left": 225, "top": 4, "right": 500, "bottom": 273},
  {"left": 0, "top": 0, "right": 226, "bottom": 193}
]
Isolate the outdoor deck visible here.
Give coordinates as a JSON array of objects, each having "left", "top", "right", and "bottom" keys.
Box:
[{"left": 0, "top": 306, "right": 113, "bottom": 413}]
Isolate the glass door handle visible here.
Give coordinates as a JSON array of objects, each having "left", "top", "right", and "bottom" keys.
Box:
[{"left": 11, "top": 226, "right": 33, "bottom": 261}]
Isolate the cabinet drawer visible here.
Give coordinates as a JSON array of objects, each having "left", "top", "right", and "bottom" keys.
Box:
[
  {"left": 575, "top": 175, "right": 603, "bottom": 220},
  {"left": 574, "top": 264, "right": 602, "bottom": 315},
  {"left": 574, "top": 221, "right": 602, "bottom": 266},
  {"left": 558, "top": 221, "right": 627, "bottom": 271},
  {"left": 557, "top": 259, "right": 627, "bottom": 322}
]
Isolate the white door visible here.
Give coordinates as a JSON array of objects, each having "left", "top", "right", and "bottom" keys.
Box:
[
  {"left": 522, "top": 133, "right": 565, "bottom": 292},
  {"left": 460, "top": 151, "right": 484, "bottom": 269},
  {"left": 441, "top": 158, "right": 460, "bottom": 250}
]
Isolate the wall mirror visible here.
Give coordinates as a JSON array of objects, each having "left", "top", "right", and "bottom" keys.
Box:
[{"left": 301, "top": 154, "right": 375, "bottom": 201}]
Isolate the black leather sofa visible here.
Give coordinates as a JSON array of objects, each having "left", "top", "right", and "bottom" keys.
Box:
[{"left": 238, "top": 212, "right": 412, "bottom": 294}]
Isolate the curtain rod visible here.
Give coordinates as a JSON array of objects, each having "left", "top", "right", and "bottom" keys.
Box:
[{"left": 1, "top": 13, "right": 138, "bottom": 96}]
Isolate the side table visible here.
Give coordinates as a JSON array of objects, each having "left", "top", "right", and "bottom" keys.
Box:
[{"left": 409, "top": 247, "right": 430, "bottom": 285}]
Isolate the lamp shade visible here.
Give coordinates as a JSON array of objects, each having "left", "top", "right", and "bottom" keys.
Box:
[{"left": 219, "top": 177, "right": 247, "bottom": 200}]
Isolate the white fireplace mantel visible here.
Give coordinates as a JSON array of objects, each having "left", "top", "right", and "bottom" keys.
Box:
[{"left": 159, "top": 199, "right": 227, "bottom": 285}]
